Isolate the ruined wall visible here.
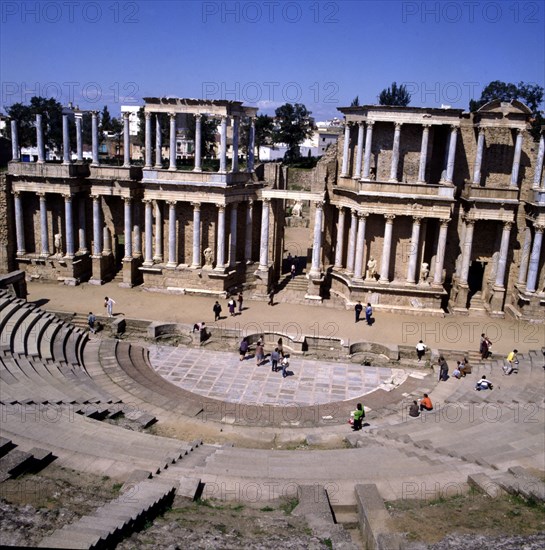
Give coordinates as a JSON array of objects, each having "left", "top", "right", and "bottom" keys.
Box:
[{"left": 0, "top": 174, "right": 14, "bottom": 273}]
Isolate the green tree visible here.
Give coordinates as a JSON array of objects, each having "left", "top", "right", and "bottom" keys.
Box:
[
  {"left": 135, "top": 107, "right": 170, "bottom": 148},
  {"left": 351, "top": 95, "right": 360, "bottom": 107},
  {"left": 186, "top": 114, "right": 217, "bottom": 158},
  {"left": 378, "top": 82, "right": 411, "bottom": 106},
  {"left": 254, "top": 114, "right": 274, "bottom": 161},
  {"left": 273, "top": 103, "right": 314, "bottom": 162}
]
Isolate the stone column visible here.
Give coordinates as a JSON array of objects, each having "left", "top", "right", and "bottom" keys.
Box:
[
  {"left": 154, "top": 201, "right": 163, "bottom": 262},
  {"left": 229, "top": 203, "right": 238, "bottom": 268},
  {"left": 459, "top": 219, "right": 476, "bottom": 285},
  {"left": 102, "top": 226, "right": 111, "bottom": 255},
  {"left": 92, "top": 196, "right": 102, "bottom": 256},
  {"left": 433, "top": 219, "right": 449, "bottom": 285},
  {"left": 258, "top": 199, "right": 270, "bottom": 271},
  {"left": 247, "top": 117, "right": 255, "bottom": 173},
  {"left": 444, "top": 125, "right": 458, "bottom": 183},
  {"left": 215, "top": 204, "right": 226, "bottom": 269},
  {"left": 144, "top": 112, "right": 152, "bottom": 169},
  {"left": 380, "top": 214, "right": 395, "bottom": 283},
  {"left": 91, "top": 111, "right": 100, "bottom": 166},
  {"left": 10, "top": 120, "right": 20, "bottom": 161},
  {"left": 13, "top": 192, "right": 25, "bottom": 255},
  {"left": 123, "top": 197, "right": 132, "bottom": 259},
  {"left": 38, "top": 193, "right": 49, "bottom": 256},
  {"left": 123, "top": 112, "right": 131, "bottom": 168},
  {"left": 62, "top": 114, "right": 71, "bottom": 165},
  {"left": 64, "top": 194, "right": 75, "bottom": 258},
  {"left": 219, "top": 116, "right": 227, "bottom": 173},
  {"left": 517, "top": 226, "right": 532, "bottom": 285},
  {"left": 354, "top": 122, "right": 365, "bottom": 178},
  {"left": 191, "top": 202, "right": 201, "bottom": 268},
  {"left": 526, "top": 225, "right": 544, "bottom": 293},
  {"left": 155, "top": 115, "right": 162, "bottom": 168},
  {"left": 36, "top": 114, "right": 45, "bottom": 163},
  {"left": 168, "top": 113, "right": 176, "bottom": 170},
  {"left": 341, "top": 122, "right": 351, "bottom": 177},
  {"left": 407, "top": 216, "right": 422, "bottom": 283},
  {"left": 75, "top": 113, "right": 83, "bottom": 162},
  {"left": 133, "top": 201, "right": 141, "bottom": 257},
  {"left": 334, "top": 206, "right": 345, "bottom": 268},
  {"left": 353, "top": 212, "right": 368, "bottom": 280},
  {"left": 389, "top": 122, "right": 402, "bottom": 182},
  {"left": 194, "top": 114, "right": 202, "bottom": 172},
  {"left": 309, "top": 201, "right": 324, "bottom": 276},
  {"left": 417, "top": 124, "right": 430, "bottom": 183},
  {"left": 510, "top": 129, "right": 524, "bottom": 186},
  {"left": 78, "top": 196, "right": 87, "bottom": 254},
  {"left": 534, "top": 132, "right": 544, "bottom": 188},
  {"left": 346, "top": 209, "right": 357, "bottom": 273},
  {"left": 231, "top": 116, "right": 239, "bottom": 173},
  {"left": 362, "top": 121, "right": 375, "bottom": 180},
  {"left": 472, "top": 127, "right": 485, "bottom": 184},
  {"left": 166, "top": 201, "right": 177, "bottom": 267},
  {"left": 245, "top": 200, "right": 253, "bottom": 262},
  {"left": 494, "top": 222, "right": 512, "bottom": 288},
  {"left": 143, "top": 200, "right": 153, "bottom": 265}
]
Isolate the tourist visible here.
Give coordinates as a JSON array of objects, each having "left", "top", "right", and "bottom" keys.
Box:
[
  {"left": 352, "top": 403, "right": 365, "bottom": 430},
  {"left": 475, "top": 375, "right": 493, "bottom": 391},
  {"left": 409, "top": 400, "right": 420, "bottom": 418},
  {"left": 438, "top": 356, "right": 449, "bottom": 381},
  {"left": 416, "top": 340, "right": 427, "bottom": 362},
  {"left": 270, "top": 347, "right": 280, "bottom": 372},
  {"left": 291, "top": 263, "right": 296, "bottom": 279},
  {"left": 419, "top": 393, "right": 433, "bottom": 411},
  {"left": 355, "top": 301, "right": 363, "bottom": 323},
  {"left": 452, "top": 362, "right": 462, "bottom": 379},
  {"left": 237, "top": 292, "right": 243, "bottom": 314},
  {"left": 503, "top": 349, "right": 519, "bottom": 375},
  {"left": 277, "top": 337, "right": 284, "bottom": 357},
  {"left": 228, "top": 298, "right": 236, "bottom": 317},
  {"left": 104, "top": 297, "right": 115, "bottom": 317},
  {"left": 239, "top": 337, "right": 249, "bottom": 361},
  {"left": 459, "top": 357, "right": 471, "bottom": 376},
  {"left": 213, "top": 301, "right": 222, "bottom": 321},
  {"left": 365, "top": 303, "right": 373, "bottom": 325},
  {"left": 281, "top": 356, "right": 289, "bottom": 378},
  {"left": 480, "top": 333, "right": 492, "bottom": 360},
  {"left": 87, "top": 312, "right": 96, "bottom": 334},
  {"left": 268, "top": 289, "right": 274, "bottom": 306},
  {"left": 255, "top": 340, "right": 265, "bottom": 366}
]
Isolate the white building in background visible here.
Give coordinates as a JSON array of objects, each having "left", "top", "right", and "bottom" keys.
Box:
[{"left": 120, "top": 105, "right": 141, "bottom": 136}]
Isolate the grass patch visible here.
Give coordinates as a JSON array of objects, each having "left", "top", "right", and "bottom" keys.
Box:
[
  {"left": 280, "top": 497, "right": 299, "bottom": 515},
  {"left": 321, "top": 538, "right": 333, "bottom": 549},
  {"left": 260, "top": 506, "right": 274, "bottom": 512}
]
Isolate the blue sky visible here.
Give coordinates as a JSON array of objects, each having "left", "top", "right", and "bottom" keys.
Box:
[{"left": 1, "top": 0, "right": 544, "bottom": 120}]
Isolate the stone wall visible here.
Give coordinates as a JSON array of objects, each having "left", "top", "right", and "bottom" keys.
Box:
[{"left": 0, "top": 174, "right": 14, "bottom": 273}]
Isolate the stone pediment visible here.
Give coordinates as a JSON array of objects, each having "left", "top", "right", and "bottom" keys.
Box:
[{"left": 477, "top": 99, "right": 532, "bottom": 115}]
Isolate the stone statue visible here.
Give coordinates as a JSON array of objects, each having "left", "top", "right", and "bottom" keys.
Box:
[
  {"left": 203, "top": 247, "right": 213, "bottom": 268},
  {"left": 291, "top": 201, "right": 303, "bottom": 218},
  {"left": 54, "top": 233, "right": 63, "bottom": 256},
  {"left": 420, "top": 262, "right": 430, "bottom": 283},
  {"left": 366, "top": 256, "right": 377, "bottom": 280}
]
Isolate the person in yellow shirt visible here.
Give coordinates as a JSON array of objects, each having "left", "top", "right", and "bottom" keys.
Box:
[{"left": 503, "top": 349, "right": 519, "bottom": 375}]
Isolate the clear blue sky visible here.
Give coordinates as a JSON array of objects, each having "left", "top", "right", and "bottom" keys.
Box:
[{"left": 1, "top": 0, "right": 544, "bottom": 120}]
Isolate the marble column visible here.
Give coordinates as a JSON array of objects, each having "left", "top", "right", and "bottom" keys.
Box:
[
  {"left": 133, "top": 201, "right": 141, "bottom": 257},
  {"left": 216, "top": 204, "right": 226, "bottom": 269},
  {"left": 231, "top": 116, "right": 239, "bottom": 173},
  {"left": 309, "top": 201, "right": 324, "bottom": 276},
  {"left": 526, "top": 225, "right": 544, "bottom": 293},
  {"left": 433, "top": 219, "right": 449, "bottom": 285},
  {"left": 459, "top": 219, "right": 476, "bottom": 285},
  {"left": 91, "top": 111, "right": 99, "bottom": 166},
  {"left": 78, "top": 197, "right": 87, "bottom": 254},
  {"left": 346, "top": 209, "right": 357, "bottom": 273},
  {"left": 247, "top": 117, "right": 255, "bottom": 173},
  {"left": 472, "top": 127, "right": 485, "bottom": 185},
  {"left": 380, "top": 214, "right": 395, "bottom": 282},
  {"left": 517, "top": 226, "right": 532, "bottom": 285},
  {"left": 494, "top": 222, "right": 512, "bottom": 288},
  {"left": 155, "top": 115, "right": 162, "bottom": 168},
  {"left": 510, "top": 129, "right": 524, "bottom": 186},
  {"left": 354, "top": 122, "right": 365, "bottom": 179},
  {"left": 168, "top": 113, "right": 176, "bottom": 170},
  {"left": 123, "top": 112, "right": 131, "bottom": 168},
  {"left": 334, "top": 206, "right": 345, "bottom": 269},
  {"left": 35, "top": 114, "right": 46, "bottom": 163},
  {"left": 219, "top": 116, "right": 227, "bottom": 173},
  {"left": 14, "top": 192, "right": 25, "bottom": 255},
  {"left": 341, "top": 122, "right": 351, "bottom": 177},
  {"left": 92, "top": 196, "right": 103, "bottom": 256},
  {"left": 417, "top": 124, "right": 430, "bottom": 183},
  {"left": 144, "top": 112, "right": 152, "bottom": 169},
  {"left": 123, "top": 197, "right": 132, "bottom": 259},
  {"left": 38, "top": 193, "right": 49, "bottom": 256},
  {"left": 229, "top": 203, "right": 238, "bottom": 268},
  {"left": 389, "top": 122, "right": 402, "bottom": 182},
  {"left": 62, "top": 114, "right": 71, "bottom": 165},
  {"left": 194, "top": 114, "right": 202, "bottom": 172},
  {"left": 143, "top": 200, "right": 153, "bottom": 266},
  {"left": 102, "top": 226, "right": 111, "bottom": 255},
  {"left": 10, "top": 120, "right": 20, "bottom": 161},
  {"left": 244, "top": 200, "right": 254, "bottom": 262},
  {"left": 75, "top": 113, "right": 83, "bottom": 162},
  {"left": 154, "top": 201, "right": 163, "bottom": 262},
  {"left": 258, "top": 199, "right": 270, "bottom": 271},
  {"left": 362, "top": 121, "right": 375, "bottom": 180},
  {"left": 167, "top": 201, "right": 177, "bottom": 267},
  {"left": 64, "top": 195, "right": 75, "bottom": 258},
  {"left": 353, "top": 212, "right": 368, "bottom": 280},
  {"left": 445, "top": 125, "right": 458, "bottom": 183},
  {"left": 407, "top": 216, "right": 422, "bottom": 283},
  {"left": 191, "top": 202, "right": 201, "bottom": 268},
  {"left": 534, "top": 132, "right": 544, "bottom": 188}
]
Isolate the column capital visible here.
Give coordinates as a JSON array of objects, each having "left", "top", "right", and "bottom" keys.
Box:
[
  {"left": 144, "top": 111, "right": 152, "bottom": 120},
  {"left": 534, "top": 224, "right": 545, "bottom": 234},
  {"left": 477, "top": 126, "right": 486, "bottom": 134},
  {"left": 91, "top": 194, "right": 101, "bottom": 201},
  {"left": 450, "top": 125, "right": 459, "bottom": 133},
  {"left": 465, "top": 218, "right": 476, "bottom": 227},
  {"left": 357, "top": 211, "right": 369, "bottom": 219},
  {"left": 142, "top": 198, "right": 152, "bottom": 205},
  {"left": 366, "top": 120, "right": 375, "bottom": 127},
  {"left": 439, "top": 218, "right": 450, "bottom": 226},
  {"left": 336, "top": 204, "right": 344, "bottom": 212},
  {"left": 357, "top": 120, "right": 364, "bottom": 127},
  {"left": 422, "top": 123, "right": 431, "bottom": 129},
  {"left": 216, "top": 203, "right": 225, "bottom": 212},
  {"left": 314, "top": 200, "right": 324, "bottom": 209},
  {"left": 249, "top": 116, "right": 256, "bottom": 126},
  {"left": 195, "top": 113, "right": 202, "bottom": 121},
  {"left": 516, "top": 127, "right": 525, "bottom": 136},
  {"left": 191, "top": 201, "right": 201, "bottom": 210},
  {"left": 12, "top": 190, "right": 22, "bottom": 198},
  {"left": 384, "top": 213, "right": 396, "bottom": 222},
  {"left": 123, "top": 196, "right": 132, "bottom": 204},
  {"left": 220, "top": 115, "right": 228, "bottom": 122},
  {"left": 412, "top": 215, "right": 423, "bottom": 224},
  {"left": 166, "top": 200, "right": 177, "bottom": 206},
  {"left": 262, "top": 198, "right": 271, "bottom": 205},
  {"left": 168, "top": 112, "right": 176, "bottom": 120},
  {"left": 62, "top": 193, "right": 73, "bottom": 201},
  {"left": 122, "top": 111, "right": 130, "bottom": 120},
  {"left": 247, "top": 198, "right": 254, "bottom": 206},
  {"left": 503, "top": 221, "right": 513, "bottom": 230},
  {"left": 394, "top": 122, "right": 403, "bottom": 129},
  {"left": 37, "top": 191, "right": 46, "bottom": 198}
]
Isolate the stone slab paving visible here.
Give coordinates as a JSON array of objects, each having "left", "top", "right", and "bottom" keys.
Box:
[{"left": 149, "top": 344, "right": 401, "bottom": 406}]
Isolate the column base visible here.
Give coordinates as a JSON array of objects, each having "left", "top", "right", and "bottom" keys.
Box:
[
  {"left": 153, "top": 255, "right": 163, "bottom": 263},
  {"left": 142, "top": 260, "right": 154, "bottom": 267},
  {"left": 388, "top": 178, "right": 398, "bottom": 183},
  {"left": 379, "top": 278, "right": 390, "bottom": 284},
  {"left": 122, "top": 257, "right": 143, "bottom": 287},
  {"left": 165, "top": 262, "right": 177, "bottom": 269},
  {"left": 193, "top": 167, "right": 202, "bottom": 172}
]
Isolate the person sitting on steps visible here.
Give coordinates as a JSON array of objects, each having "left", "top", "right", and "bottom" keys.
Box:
[{"left": 352, "top": 403, "right": 365, "bottom": 430}]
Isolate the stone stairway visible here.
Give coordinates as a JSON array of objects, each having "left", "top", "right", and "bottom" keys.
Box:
[{"left": 0, "top": 436, "right": 54, "bottom": 483}]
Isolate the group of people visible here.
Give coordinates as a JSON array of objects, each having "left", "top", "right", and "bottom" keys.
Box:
[
  {"left": 408, "top": 393, "right": 434, "bottom": 417},
  {"left": 213, "top": 293, "right": 244, "bottom": 321},
  {"left": 354, "top": 302, "right": 373, "bottom": 325},
  {"left": 87, "top": 296, "right": 116, "bottom": 334},
  {"left": 240, "top": 337, "right": 290, "bottom": 378}
]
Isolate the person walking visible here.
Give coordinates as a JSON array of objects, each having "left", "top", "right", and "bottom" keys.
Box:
[
  {"left": 87, "top": 312, "right": 96, "bottom": 334},
  {"left": 365, "top": 303, "right": 373, "bottom": 325},
  {"left": 416, "top": 340, "right": 427, "bottom": 362},
  {"left": 438, "top": 356, "right": 449, "bottom": 381},
  {"left": 503, "top": 349, "right": 519, "bottom": 375},
  {"left": 228, "top": 298, "right": 236, "bottom": 317},
  {"left": 104, "top": 297, "right": 115, "bottom": 317},
  {"left": 239, "top": 337, "right": 249, "bottom": 361},
  {"left": 268, "top": 289, "right": 274, "bottom": 306},
  {"left": 237, "top": 292, "right": 243, "bottom": 314},
  {"left": 255, "top": 340, "right": 265, "bottom": 366},
  {"left": 355, "top": 301, "right": 363, "bottom": 323},
  {"left": 213, "top": 301, "right": 222, "bottom": 321},
  {"left": 270, "top": 347, "right": 280, "bottom": 372},
  {"left": 281, "top": 356, "right": 289, "bottom": 378},
  {"left": 277, "top": 337, "right": 284, "bottom": 358},
  {"left": 291, "top": 263, "right": 296, "bottom": 280}
]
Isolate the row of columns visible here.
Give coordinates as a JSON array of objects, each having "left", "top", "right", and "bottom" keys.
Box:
[{"left": 517, "top": 224, "right": 544, "bottom": 293}]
